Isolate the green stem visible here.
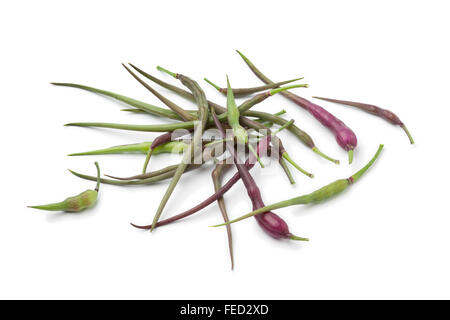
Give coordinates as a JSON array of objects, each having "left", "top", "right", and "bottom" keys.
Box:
[
  {"left": 205, "top": 138, "right": 232, "bottom": 148},
  {"left": 204, "top": 78, "right": 221, "bottom": 91},
  {"left": 142, "top": 148, "right": 154, "bottom": 174},
  {"left": 248, "top": 143, "right": 264, "bottom": 168},
  {"left": 279, "top": 157, "right": 296, "bottom": 185},
  {"left": 157, "top": 66, "right": 177, "bottom": 78},
  {"left": 349, "top": 144, "right": 384, "bottom": 183},
  {"left": 203, "top": 77, "right": 305, "bottom": 96},
  {"left": 290, "top": 235, "right": 310, "bottom": 241},
  {"left": 269, "top": 84, "right": 308, "bottom": 95},
  {"left": 400, "top": 124, "right": 414, "bottom": 144},
  {"left": 348, "top": 149, "right": 354, "bottom": 164},
  {"left": 312, "top": 147, "right": 340, "bottom": 164},
  {"left": 94, "top": 162, "right": 101, "bottom": 192},
  {"left": 273, "top": 119, "right": 295, "bottom": 135},
  {"left": 282, "top": 152, "right": 314, "bottom": 178}
]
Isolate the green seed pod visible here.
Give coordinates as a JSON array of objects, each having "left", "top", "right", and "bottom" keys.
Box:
[
  {"left": 300, "top": 179, "right": 349, "bottom": 203},
  {"left": 212, "top": 144, "right": 384, "bottom": 227},
  {"left": 28, "top": 162, "right": 101, "bottom": 212}
]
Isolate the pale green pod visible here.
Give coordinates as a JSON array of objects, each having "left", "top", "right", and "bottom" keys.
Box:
[
  {"left": 28, "top": 162, "right": 101, "bottom": 212},
  {"left": 294, "top": 179, "right": 349, "bottom": 204},
  {"left": 212, "top": 144, "right": 384, "bottom": 227}
]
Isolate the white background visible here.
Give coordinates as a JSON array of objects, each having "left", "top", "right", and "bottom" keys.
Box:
[{"left": 1, "top": 0, "right": 449, "bottom": 299}]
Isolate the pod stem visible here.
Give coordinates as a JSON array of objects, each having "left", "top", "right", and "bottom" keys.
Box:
[
  {"left": 92, "top": 161, "right": 101, "bottom": 192},
  {"left": 290, "top": 234, "right": 310, "bottom": 241},
  {"left": 348, "top": 149, "right": 354, "bottom": 164},
  {"left": 157, "top": 66, "right": 177, "bottom": 78},
  {"left": 204, "top": 78, "right": 221, "bottom": 91},
  {"left": 400, "top": 124, "right": 414, "bottom": 144},
  {"left": 279, "top": 157, "right": 296, "bottom": 185},
  {"left": 348, "top": 144, "right": 383, "bottom": 184},
  {"left": 282, "top": 152, "right": 314, "bottom": 178},
  {"left": 249, "top": 144, "right": 264, "bottom": 168},
  {"left": 205, "top": 138, "right": 233, "bottom": 148},
  {"left": 273, "top": 119, "right": 295, "bottom": 135},
  {"left": 312, "top": 147, "right": 340, "bottom": 164},
  {"left": 269, "top": 84, "right": 308, "bottom": 96},
  {"left": 142, "top": 148, "right": 154, "bottom": 174}
]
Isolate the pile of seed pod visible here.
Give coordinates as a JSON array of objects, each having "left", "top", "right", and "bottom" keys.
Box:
[{"left": 29, "top": 51, "right": 413, "bottom": 269}]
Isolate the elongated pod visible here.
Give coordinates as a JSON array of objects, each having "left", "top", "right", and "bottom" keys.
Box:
[{"left": 213, "top": 144, "right": 384, "bottom": 226}]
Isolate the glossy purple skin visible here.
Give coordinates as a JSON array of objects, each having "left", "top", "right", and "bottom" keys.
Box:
[
  {"left": 284, "top": 92, "right": 357, "bottom": 151},
  {"left": 234, "top": 139, "right": 293, "bottom": 240},
  {"left": 254, "top": 212, "right": 291, "bottom": 239}
]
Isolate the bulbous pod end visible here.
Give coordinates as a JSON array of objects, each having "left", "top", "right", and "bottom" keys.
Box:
[
  {"left": 27, "top": 189, "right": 98, "bottom": 212},
  {"left": 254, "top": 212, "right": 290, "bottom": 239},
  {"left": 64, "top": 190, "right": 99, "bottom": 212},
  {"left": 335, "top": 130, "right": 357, "bottom": 164}
]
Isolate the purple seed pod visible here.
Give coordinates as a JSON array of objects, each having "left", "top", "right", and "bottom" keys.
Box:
[
  {"left": 236, "top": 50, "right": 358, "bottom": 164},
  {"left": 276, "top": 93, "right": 358, "bottom": 164},
  {"left": 313, "top": 96, "right": 414, "bottom": 144}
]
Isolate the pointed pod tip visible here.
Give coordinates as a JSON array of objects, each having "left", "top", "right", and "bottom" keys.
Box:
[{"left": 209, "top": 224, "right": 223, "bottom": 228}]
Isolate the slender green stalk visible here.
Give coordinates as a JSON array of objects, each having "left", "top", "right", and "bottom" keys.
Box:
[
  {"left": 400, "top": 125, "right": 415, "bottom": 144},
  {"left": 282, "top": 153, "right": 314, "bottom": 178},
  {"left": 273, "top": 119, "right": 295, "bottom": 136},
  {"left": 212, "top": 144, "right": 383, "bottom": 226},
  {"left": 312, "top": 147, "right": 340, "bottom": 164},
  {"left": 278, "top": 157, "right": 296, "bottom": 184},
  {"left": 204, "top": 77, "right": 305, "bottom": 96},
  {"left": 269, "top": 84, "right": 308, "bottom": 95},
  {"left": 94, "top": 162, "right": 101, "bottom": 192}
]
